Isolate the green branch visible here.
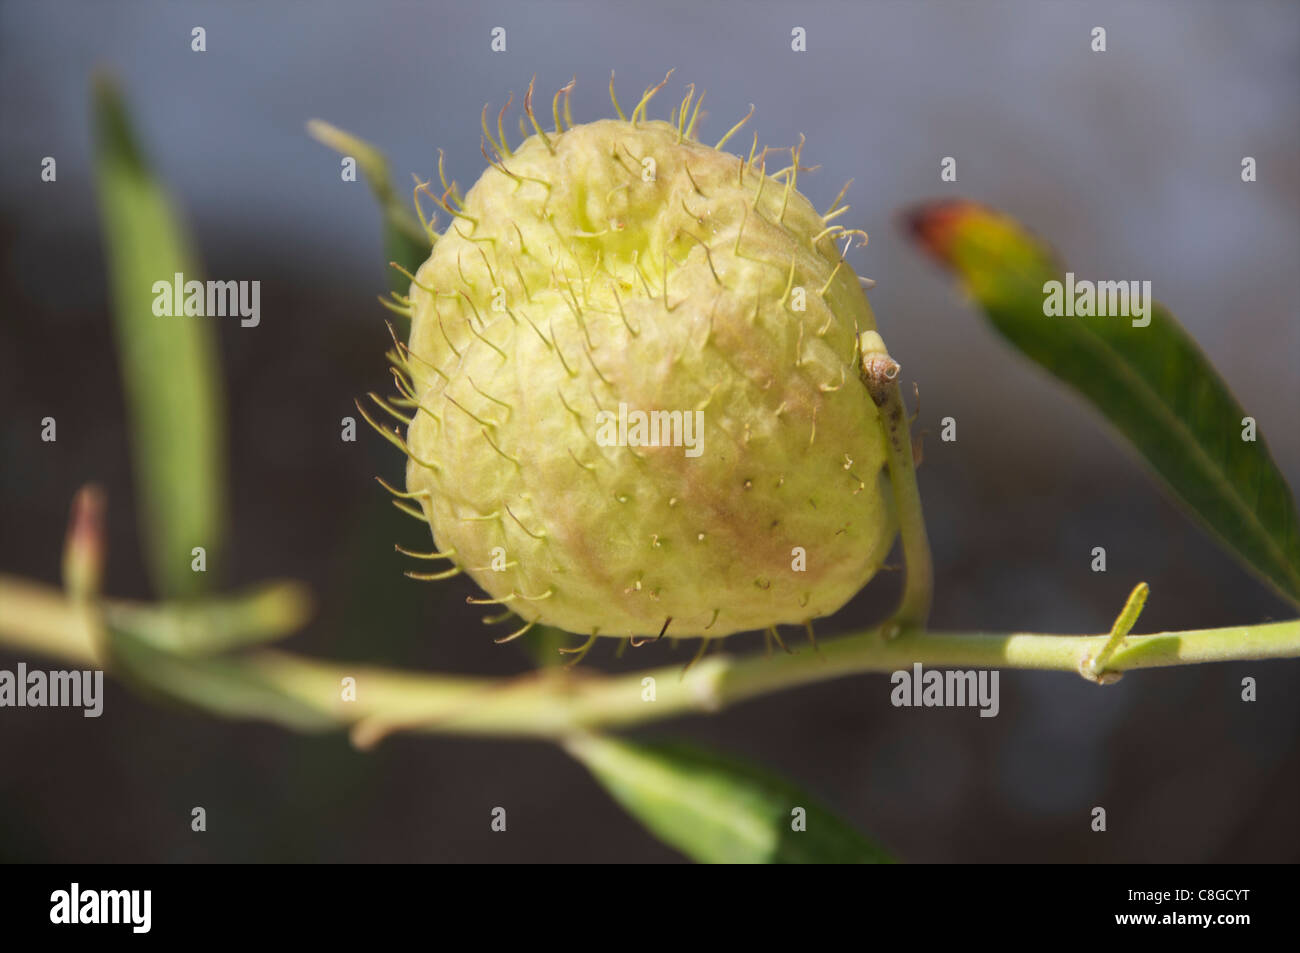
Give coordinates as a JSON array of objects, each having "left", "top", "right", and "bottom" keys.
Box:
[{"left": 0, "top": 574, "right": 1295, "bottom": 743}]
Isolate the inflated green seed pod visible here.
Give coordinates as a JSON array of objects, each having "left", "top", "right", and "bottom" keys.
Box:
[{"left": 391, "top": 78, "right": 896, "bottom": 640}]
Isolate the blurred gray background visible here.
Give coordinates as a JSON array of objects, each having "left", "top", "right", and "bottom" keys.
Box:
[{"left": 0, "top": 0, "right": 1297, "bottom": 862}]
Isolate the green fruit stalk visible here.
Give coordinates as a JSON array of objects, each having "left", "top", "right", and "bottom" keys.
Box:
[{"left": 376, "top": 76, "right": 897, "bottom": 641}]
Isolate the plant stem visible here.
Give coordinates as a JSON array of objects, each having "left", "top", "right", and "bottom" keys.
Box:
[
  {"left": 0, "top": 574, "right": 1295, "bottom": 742},
  {"left": 859, "top": 332, "right": 933, "bottom": 630}
]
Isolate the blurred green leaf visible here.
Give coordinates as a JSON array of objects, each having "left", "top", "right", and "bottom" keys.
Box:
[
  {"left": 103, "top": 623, "right": 335, "bottom": 732},
  {"left": 306, "top": 119, "right": 430, "bottom": 295},
  {"left": 905, "top": 200, "right": 1300, "bottom": 610},
  {"left": 567, "top": 735, "right": 893, "bottom": 864},
  {"left": 91, "top": 76, "right": 226, "bottom": 599},
  {"left": 104, "top": 580, "right": 312, "bottom": 656}
]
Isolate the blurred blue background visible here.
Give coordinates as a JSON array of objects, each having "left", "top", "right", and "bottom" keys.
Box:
[{"left": 1, "top": 0, "right": 1297, "bottom": 861}]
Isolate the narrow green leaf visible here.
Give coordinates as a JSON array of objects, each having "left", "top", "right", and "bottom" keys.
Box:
[
  {"left": 567, "top": 735, "right": 892, "bottom": 864},
  {"left": 91, "top": 76, "right": 226, "bottom": 598},
  {"left": 384, "top": 218, "right": 432, "bottom": 297},
  {"left": 306, "top": 120, "right": 430, "bottom": 294},
  {"left": 904, "top": 200, "right": 1300, "bottom": 609},
  {"left": 103, "top": 580, "right": 312, "bottom": 656},
  {"left": 103, "top": 623, "right": 336, "bottom": 732}
]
